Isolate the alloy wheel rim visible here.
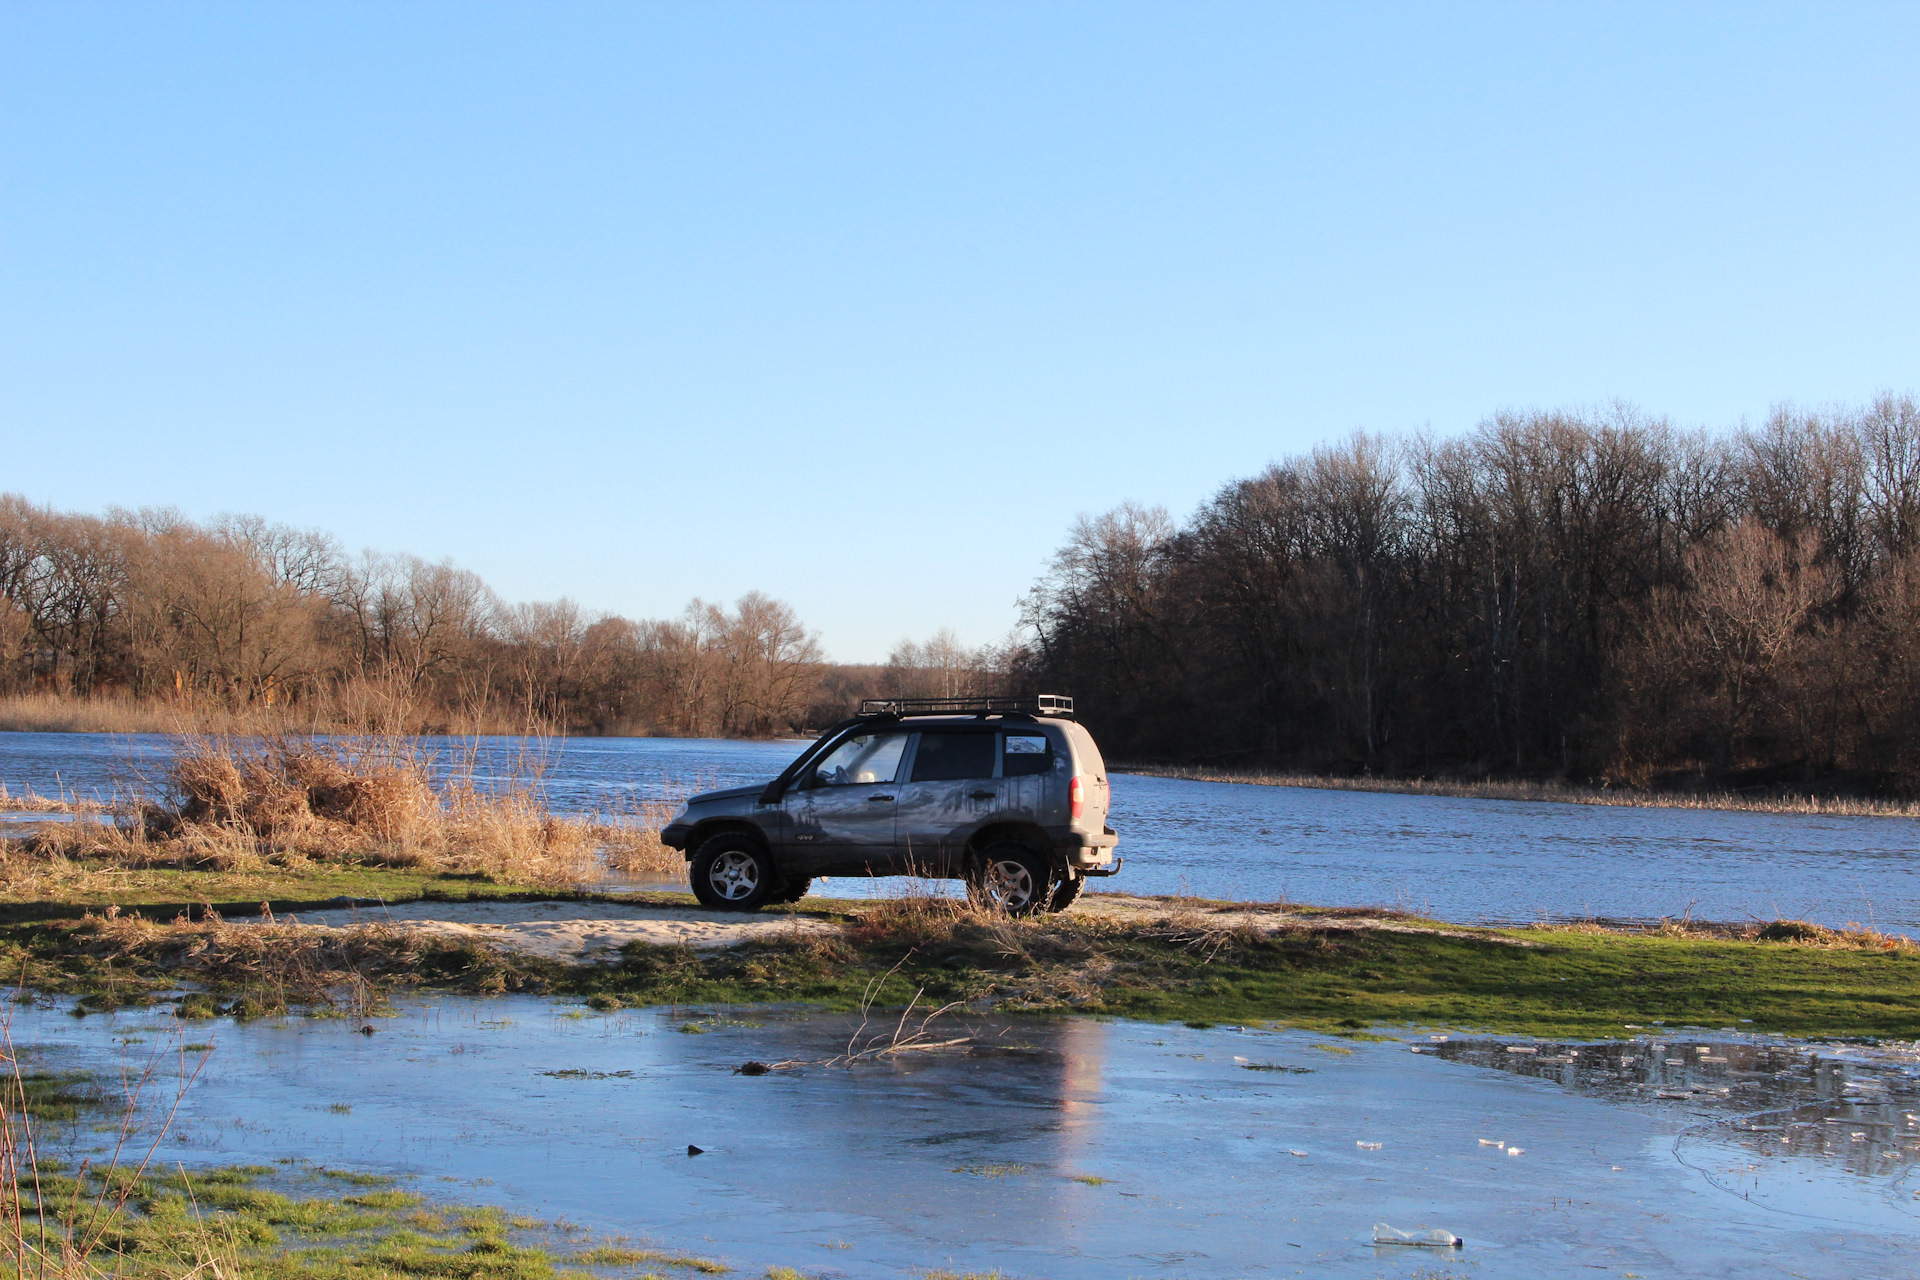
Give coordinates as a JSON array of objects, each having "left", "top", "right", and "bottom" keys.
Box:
[
  {"left": 984, "top": 859, "right": 1034, "bottom": 910},
  {"left": 710, "top": 850, "right": 760, "bottom": 900}
]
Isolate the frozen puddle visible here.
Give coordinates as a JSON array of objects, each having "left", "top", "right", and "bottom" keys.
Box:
[{"left": 14, "top": 1000, "right": 1919, "bottom": 1278}]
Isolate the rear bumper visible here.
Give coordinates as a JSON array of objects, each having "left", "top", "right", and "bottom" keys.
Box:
[{"left": 1054, "top": 826, "right": 1119, "bottom": 871}]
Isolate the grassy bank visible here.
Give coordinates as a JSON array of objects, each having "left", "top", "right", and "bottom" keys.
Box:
[
  {"left": 4, "top": 887, "right": 1915, "bottom": 1040},
  {"left": 1117, "top": 762, "right": 1920, "bottom": 817},
  {"left": 556, "top": 898, "right": 1920, "bottom": 1041}
]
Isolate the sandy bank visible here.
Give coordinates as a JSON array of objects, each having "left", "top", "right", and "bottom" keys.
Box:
[
  {"left": 265, "top": 899, "right": 838, "bottom": 963},
  {"left": 237, "top": 891, "right": 1516, "bottom": 965}
]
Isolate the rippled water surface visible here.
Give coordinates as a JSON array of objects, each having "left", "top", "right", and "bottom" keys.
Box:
[
  {"left": 2, "top": 731, "right": 1915, "bottom": 926},
  {"left": 13, "top": 998, "right": 1920, "bottom": 1279}
]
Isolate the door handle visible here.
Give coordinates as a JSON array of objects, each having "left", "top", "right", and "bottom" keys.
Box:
[
  {"left": 868, "top": 794, "right": 894, "bottom": 803},
  {"left": 969, "top": 790, "right": 996, "bottom": 801}
]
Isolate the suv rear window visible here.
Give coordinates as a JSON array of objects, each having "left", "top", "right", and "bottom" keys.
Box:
[
  {"left": 1002, "top": 733, "right": 1053, "bottom": 777},
  {"left": 910, "top": 732, "right": 997, "bottom": 782}
]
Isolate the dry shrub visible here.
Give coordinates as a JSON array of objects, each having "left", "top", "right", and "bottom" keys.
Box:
[
  {"left": 1754, "top": 918, "right": 1917, "bottom": 953},
  {"left": 11, "top": 735, "right": 607, "bottom": 890},
  {"left": 593, "top": 786, "right": 702, "bottom": 879},
  {"left": 169, "top": 736, "right": 435, "bottom": 848}
]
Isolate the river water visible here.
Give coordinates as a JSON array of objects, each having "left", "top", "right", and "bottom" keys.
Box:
[
  {"left": 13, "top": 998, "right": 1920, "bottom": 1279},
  {"left": 2, "top": 731, "right": 1916, "bottom": 929}
]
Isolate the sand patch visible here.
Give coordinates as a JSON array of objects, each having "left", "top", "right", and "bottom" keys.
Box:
[
  {"left": 1073, "top": 892, "right": 1534, "bottom": 944},
  {"left": 266, "top": 899, "right": 836, "bottom": 964}
]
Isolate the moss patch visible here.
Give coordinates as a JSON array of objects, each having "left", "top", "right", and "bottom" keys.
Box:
[{"left": 9, "top": 1160, "right": 739, "bottom": 1280}]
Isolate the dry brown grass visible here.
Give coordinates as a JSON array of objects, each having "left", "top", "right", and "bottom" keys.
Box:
[
  {"left": 842, "top": 878, "right": 1116, "bottom": 1008},
  {"left": 0, "top": 691, "right": 268, "bottom": 737},
  {"left": 0, "top": 783, "right": 103, "bottom": 815},
  {"left": 1120, "top": 763, "right": 1920, "bottom": 818},
  {"left": 1531, "top": 914, "right": 1919, "bottom": 953},
  {"left": 17, "top": 735, "right": 600, "bottom": 890},
  {"left": 591, "top": 780, "right": 708, "bottom": 878},
  {"left": 0, "top": 680, "right": 563, "bottom": 740},
  {"left": 60, "top": 908, "right": 540, "bottom": 1012}
]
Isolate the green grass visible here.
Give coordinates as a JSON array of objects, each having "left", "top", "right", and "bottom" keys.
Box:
[
  {"left": 0, "top": 864, "right": 652, "bottom": 925},
  {"left": 8, "top": 1160, "right": 742, "bottom": 1279},
  {"left": 4, "top": 1069, "right": 105, "bottom": 1121},
  {"left": 558, "top": 917, "right": 1920, "bottom": 1040}
]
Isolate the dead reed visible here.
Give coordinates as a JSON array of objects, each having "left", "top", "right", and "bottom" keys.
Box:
[
  {"left": 2, "top": 1010, "right": 220, "bottom": 1280},
  {"left": 14, "top": 734, "right": 602, "bottom": 890},
  {"left": 591, "top": 777, "right": 709, "bottom": 878},
  {"left": 1119, "top": 764, "right": 1920, "bottom": 818},
  {"left": 0, "top": 789, "right": 108, "bottom": 819}
]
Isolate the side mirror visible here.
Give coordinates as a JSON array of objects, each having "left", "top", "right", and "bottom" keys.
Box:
[{"left": 758, "top": 779, "right": 785, "bottom": 805}]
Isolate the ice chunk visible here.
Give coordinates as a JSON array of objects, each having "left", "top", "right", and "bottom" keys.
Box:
[{"left": 1373, "top": 1223, "right": 1462, "bottom": 1248}]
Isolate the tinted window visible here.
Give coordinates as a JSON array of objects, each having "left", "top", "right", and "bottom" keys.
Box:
[
  {"left": 1003, "top": 733, "right": 1054, "bottom": 777},
  {"left": 809, "top": 732, "right": 909, "bottom": 787},
  {"left": 910, "top": 732, "right": 997, "bottom": 782}
]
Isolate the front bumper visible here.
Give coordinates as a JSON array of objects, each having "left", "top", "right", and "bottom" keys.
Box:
[{"left": 660, "top": 822, "right": 692, "bottom": 852}]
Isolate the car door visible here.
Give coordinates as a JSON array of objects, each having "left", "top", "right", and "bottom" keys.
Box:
[
  {"left": 781, "top": 729, "right": 910, "bottom": 874},
  {"left": 894, "top": 728, "right": 1000, "bottom": 874}
]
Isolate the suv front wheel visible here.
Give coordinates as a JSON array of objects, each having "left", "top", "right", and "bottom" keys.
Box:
[
  {"left": 969, "top": 843, "right": 1053, "bottom": 916},
  {"left": 690, "top": 832, "right": 777, "bottom": 912}
]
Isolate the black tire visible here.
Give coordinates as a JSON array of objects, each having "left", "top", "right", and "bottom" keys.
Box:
[
  {"left": 1048, "top": 873, "right": 1085, "bottom": 913},
  {"left": 689, "top": 832, "right": 777, "bottom": 912},
  {"left": 765, "top": 876, "right": 813, "bottom": 906},
  {"left": 968, "top": 843, "right": 1053, "bottom": 917}
]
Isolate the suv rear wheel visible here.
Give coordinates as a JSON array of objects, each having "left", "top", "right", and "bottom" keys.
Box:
[
  {"left": 1048, "top": 874, "right": 1085, "bottom": 913},
  {"left": 968, "top": 843, "right": 1052, "bottom": 916},
  {"left": 690, "top": 832, "right": 777, "bottom": 912},
  {"left": 765, "top": 875, "right": 812, "bottom": 905}
]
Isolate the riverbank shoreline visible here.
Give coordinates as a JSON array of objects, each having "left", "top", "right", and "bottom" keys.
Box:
[
  {"left": 5, "top": 876, "right": 1914, "bottom": 1041},
  {"left": 1115, "top": 762, "right": 1920, "bottom": 818}
]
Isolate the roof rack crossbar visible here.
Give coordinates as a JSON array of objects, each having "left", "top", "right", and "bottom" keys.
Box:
[{"left": 857, "top": 693, "right": 1073, "bottom": 718}]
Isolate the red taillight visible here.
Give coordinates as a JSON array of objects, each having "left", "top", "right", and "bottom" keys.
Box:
[{"left": 1070, "top": 775, "right": 1085, "bottom": 819}]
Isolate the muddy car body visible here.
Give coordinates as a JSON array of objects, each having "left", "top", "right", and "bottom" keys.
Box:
[{"left": 659, "top": 695, "right": 1119, "bottom": 913}]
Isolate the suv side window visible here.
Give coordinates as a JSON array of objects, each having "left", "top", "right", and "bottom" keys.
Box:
[
  {"left": 909, "top": 731, "right": 997, "bottom": 782},
  {"left": 1002, "top": 732, "right": 1053, "bottom": 777},
  {"left": 808, "top": 732, "right": 909, "bottom": 787}
]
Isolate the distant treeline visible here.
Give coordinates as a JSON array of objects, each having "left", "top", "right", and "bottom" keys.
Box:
[
  {"left": 1018, "top": 394, "right": 1920, "bottom": 796},
  {"left": 11, "top": 392, "right": 1919, "bottom": 795},
  {"left": 0, "top": 498, "right": 1006, "bottom": 736}
]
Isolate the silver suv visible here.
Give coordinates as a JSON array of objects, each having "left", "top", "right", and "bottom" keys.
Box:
[{"left": 659, "top": 695, "right": 1120, "bottom": 914}]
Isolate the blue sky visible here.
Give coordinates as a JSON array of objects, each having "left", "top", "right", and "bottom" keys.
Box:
[{"left": 3, "top": 3, "right": 1916, "bottom": 662}]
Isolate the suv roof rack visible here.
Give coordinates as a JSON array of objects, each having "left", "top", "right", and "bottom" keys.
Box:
[{"left": 857, "top": 693, "right": 1074, "bottom": 719}]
